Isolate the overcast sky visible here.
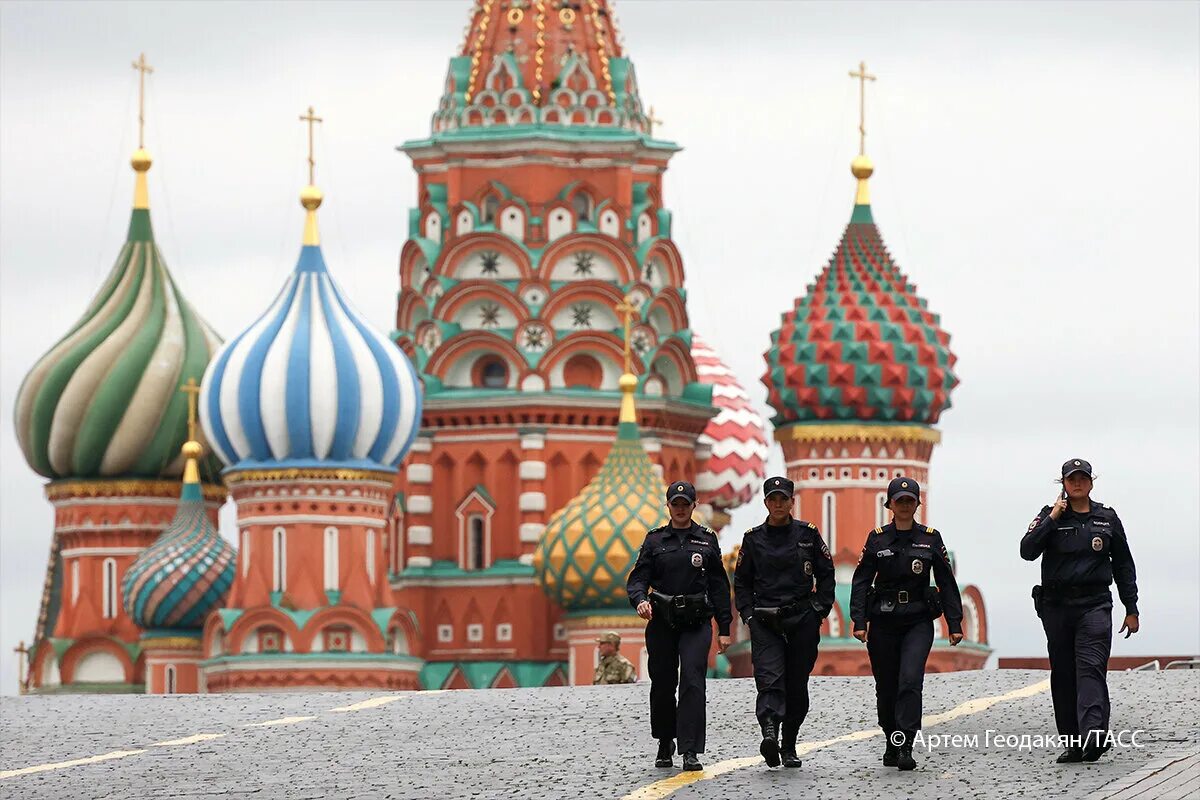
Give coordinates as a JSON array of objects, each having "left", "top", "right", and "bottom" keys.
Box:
[{"left": 2, "top": 1, "right": 1197, "bottom": 696}]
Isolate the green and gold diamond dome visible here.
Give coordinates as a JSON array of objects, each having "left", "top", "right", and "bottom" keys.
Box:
[{"left": 534, "top": 374, "right": 664, "bottom": 612}]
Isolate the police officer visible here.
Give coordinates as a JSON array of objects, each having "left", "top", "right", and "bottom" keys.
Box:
[
  {"left": 734, "top": 476, "right": 835, "bottom": 769},
  {"left": 850, "top": 477, "right": 963, "bottom": 771},
  {"left": 627, "top": 480, "right": 733, "bottom": 771},
  {"left": 1020, "top": 458, "right": 1139, "bottom": 764},
  {"left": 593, "top": 631, "right": 636, "bottom": 685}
]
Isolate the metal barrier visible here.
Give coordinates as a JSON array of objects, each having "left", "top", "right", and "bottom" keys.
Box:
[
  {"left": 1129, "top": 660, "right": 1160, "bottom": 671},
  {"left": 1163, "top": 659, "right": 1200, "bottom": 670}
]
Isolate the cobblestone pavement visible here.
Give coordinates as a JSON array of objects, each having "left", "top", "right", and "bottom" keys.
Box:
[{"left": 1, "top": 670, "right": 1196, "bottom": 799}]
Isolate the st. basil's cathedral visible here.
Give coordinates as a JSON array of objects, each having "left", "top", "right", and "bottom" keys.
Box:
[{"left": 13, "top": 0, "right": 989, "bottom": 694}]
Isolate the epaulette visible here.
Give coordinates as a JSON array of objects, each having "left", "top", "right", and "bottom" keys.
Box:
[
  {"left": 703, "top": 526, "right": 717, "bottom": 536},
  {"left": 801, "top": 520, "right": 818, "bottom": 530},
  {"left": 924, "top": 525, "right": 939, "bottom": 536},
  {"left": 872, "top": 526, "right": 883, "bottom": 535}
]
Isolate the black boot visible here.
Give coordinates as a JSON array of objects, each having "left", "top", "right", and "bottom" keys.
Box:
[
  {"left": 655, "top": 739, "right": 675, "bottom": 768},
  {"left": 1082, "top": 740, "right": 1111, "bottom": 763},
  {"left": 882, "top": 736, "right": 899, "bottom": 767},
  {"left": 780, "top": 722, "right": 802, "bottom": 768},
  {"left": 682, "top": 751, "right": 703, "bottom": 771},
  {"left": 759, "top": 720, "right": 781, "bottom": 768},
  {"left": 1056, "top": 747, "right": 1083, "bottom": 763},
  {"left": 897, "top": 741, "right": 917, "bottom": 771}
]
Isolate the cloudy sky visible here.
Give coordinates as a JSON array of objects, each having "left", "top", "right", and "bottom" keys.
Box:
[{"left": 2, "top": 1, "right": 1197, "bottom": 695}]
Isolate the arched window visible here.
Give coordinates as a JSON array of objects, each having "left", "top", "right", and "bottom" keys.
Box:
[
  {"left": 875, "top": 491, "right": 888, "bottom": 528},
  {"left": 822, "top": 492, "right": 837, "bottom": 556},
  {"left": 272, "top": 527, "right": 287, "bottom": 592},
  {"left": 473, "top": 356, "right": 509, "bottom": 389},
  {"left": 71, "top": 560, "right": 80, "bottom": 605},
  {"left": 102, "top": 558, "right": 117, "bottom": 619},
  {"left": 482, "top": 194, "right": 500, "bottom": 224},
  {"left": 366, "top": 529, "right": 376, "bottom": 584},
  {"left": 468, "top": 516, "right": 486, "bottom": 571},
  {"left": 165, "top": 664, "right": 177, "bottom": 694},
  {"left": 241, "top": 531, "right": 251, "bottom": 578},
  {"left": 324, "top": 527, "right": 340, "bottom": 592},
  {"left": 572, "top": 192, "right": 593, "bottom": 223},
  {"left": 563, "top": 353, "right": 603, "bottom": 389}
]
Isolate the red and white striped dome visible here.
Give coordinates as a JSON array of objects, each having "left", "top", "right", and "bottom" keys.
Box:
[{"left": 692, "top": 335, "right": 770, "bottom": 511}]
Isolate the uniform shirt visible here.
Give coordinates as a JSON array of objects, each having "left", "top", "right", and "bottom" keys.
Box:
[
  {"left": 849, "top": 522, "right": 964, "bottom": 635},
  {"left": 626, "top": 521, "right": 734, "bottom": 636},
  {"left": 593, "top": 653, "right": 636, "bottom": 685},
  {"left": 732, "top": 518, "right": 835, "bottom": 623},
  {"left": 1019, "top": 500, "right": 1139, "bottom": 616}
]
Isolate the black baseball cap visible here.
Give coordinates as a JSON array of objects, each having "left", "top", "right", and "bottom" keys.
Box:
[
  {"left": 666, "top": 481, "right": 696, "bottom": 503},
  {"left": 1061, "top": 459, "right": 1093, "bottom": 479},
  {"left": 763, "top": 476, "right": 794, "bottom": 499},
  {"left": 886, "top": 477, "right": 921, "bottom": 506}
]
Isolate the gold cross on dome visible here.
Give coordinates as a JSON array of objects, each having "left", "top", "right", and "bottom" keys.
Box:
[
  {"left": 848, "top": 60, "right": 876, "bottom": 155},
  {"left": 646, "top": 106, "right": 663, "bottom": 136},
  {"left": 131, "top": 53, "right": 154, "bottom": 148},
  {"left": 180, "top": 377, "right": 202, "bottom": 442},
  {"left": 299, "top": 105, "right": 323, "bottom": 185},
  {"left": 615, "top": 297, "right": 637, "bottom": 373}
]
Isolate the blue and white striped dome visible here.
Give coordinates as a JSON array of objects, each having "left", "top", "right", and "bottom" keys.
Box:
[{"left": 199, "top": 245, "right": 422, "bottom": 472}]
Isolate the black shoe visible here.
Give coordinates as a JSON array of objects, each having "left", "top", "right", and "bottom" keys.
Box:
[
  {"left": 883, "top": 740, "right": 900, "bottom": 767},
  {"left": 781, "top": 722, "right": 801, "bottom": 768},
  {"left": 1081, "top": 742, "right": 1111, "bottom": 763},
  {"left": 655, "top": 739, "right": 675, "bottom": 768},
  {"left": 1056, "top": 747, "right": 1083, "bottom": 764},
  {"left": 897, "top": 744, "right": 916, "bottom": 771},
  {"left": 682, "top": 751, "right": 703, "bottom": 771},
  {"left": 760, "top": 721, "right": 781, "bottom": 768}
]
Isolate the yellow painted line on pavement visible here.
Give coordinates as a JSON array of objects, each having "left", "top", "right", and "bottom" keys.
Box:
[
  {"left": 0, "top": 750, "right": 148, "bottom": 780},
  {"left": 243, "top": 715, "right": 318, "bottom": 727},
  {"left": 152, "top": 733, "right": 227, "bottom": 747},
  {"left": 619, "top": 678, "right": 1052, "bottom": 800},
  {"left": 329, "top": 695, "right": 404, "bottom": 712}
]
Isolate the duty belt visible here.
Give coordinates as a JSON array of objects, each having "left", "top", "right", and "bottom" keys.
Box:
[{"left": 1041, "top": 582, "right": 1109, "bottom": 600}]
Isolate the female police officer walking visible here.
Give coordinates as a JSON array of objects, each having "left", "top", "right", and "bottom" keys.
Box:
[
  {"left": 1020, "top": 458, "right": 1139, "bottom": 764},
  {"left": 627, "top": 480, "right": 732, "bottom": 772},
  {"left": 850, "top": 477, "right": 963, "bottom": 771}
]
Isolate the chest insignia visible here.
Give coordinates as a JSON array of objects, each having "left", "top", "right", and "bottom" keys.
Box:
[
  {"left": 877, "top": 549, "right": 894, "bottom": 558},
  {"left": 803, "top": 560, "right": 813, "bottom": 576},
  {"left": 913, "top": 542, "right": 931, "bottom": 549},
  {"left": 1091, "top": 537, "right": 1103, "bottom": 551},
  {"left": 690, "top": 552, "right": 703, "bottom": 567},
  {"left": 912, "top": 559, "right": 924, "bottom": 575}
]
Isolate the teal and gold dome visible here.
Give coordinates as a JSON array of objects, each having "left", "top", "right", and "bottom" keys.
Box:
[
  {"left": 534, "top": 370, "right": 664, "bottom": 611},
  {"left": 13, "top": 129, "right": 222, "bottom": 481},
  {"left": 122, "top": 438, "right": 235, "bottom": 630}
]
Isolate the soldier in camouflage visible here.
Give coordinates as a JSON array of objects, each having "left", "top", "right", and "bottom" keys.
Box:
[{"left": 593, "top": 631, "right": 637, "bottom": 685}]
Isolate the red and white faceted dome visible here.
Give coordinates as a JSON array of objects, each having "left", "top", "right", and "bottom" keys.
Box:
[{"left": 692, "top": 335, "right": 769, "bottom": 511}]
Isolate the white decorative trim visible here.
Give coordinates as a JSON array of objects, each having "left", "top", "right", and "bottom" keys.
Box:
[
  {"left": 201, "top": 659, "right": 420, "bottom": 676},
  {"left": 434, "top": 433, "right": 520, "bottom": 443},
  {"left": 408, "top": 495, "right": 433, "bottom": 515},
  {"left": 519, "top": 461, "right": 547, "bottom": 480},
  {"left": 61, "top": 547, "right": 146, "bottom": 559},
  {"left": 519, "top": 492, "right": 546, "bottom": 512},
  {"left": 406, "top": 464, "right": 433, "bottom": 484},
  {"left": 640, "top": 438, "right": 663, "bottom": 454},
  {"left": 406, "top": 556, "right": 433, "bottom": 568},
  {"left": 520, "top": 434, "right": 546, "bottom": 450},
  {"left": 409, "top": 438, "right": 433, "bottom": 453},
  {"left": 519, "top": 523, "right": 546, "bottom": 543},
  {"left": 50, "top": 496, "right": 223, "bottom": 510},
  {"left": 785, "top": 457, "right": 928, "bottom": 470},
  {"left": 238, "top": 515, "right": 385, "bottom": 528},
  {"left": 793, "top": 480, "right": 915, "bottom": 491},
  {"left": 407, "top": 526, "right": 433, "bottom": 545},
  {"left": 392, "top": 575, "right": 537, "bottom": 589},
  {"left": 55, "top": 523, "right": 170, "bottom": 535},
  {"left": 517, "top": 553, "right": 535, "bottom": 566}
]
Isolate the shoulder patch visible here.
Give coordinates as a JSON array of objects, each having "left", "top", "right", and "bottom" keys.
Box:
[{"left": 1027, "top": 516, "right": 1041, "bottom": 532}]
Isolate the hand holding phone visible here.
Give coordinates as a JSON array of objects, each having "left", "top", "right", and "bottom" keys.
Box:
[{"left": 1050, "top": 490, "right": 1068, "bottom": 519}]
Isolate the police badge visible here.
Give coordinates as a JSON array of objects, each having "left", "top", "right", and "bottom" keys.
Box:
[
  {"left": 912, "top": 559, "right": 924, "bottom": 575},
  {"left": 1091, "top": 536, "right": 1103, "bottom": 552},
  {"left": 691, "top": 552, "right": 703, "bottom": 567},
  {"left": 803, "top": 560, "right": 813, "bottom": 576}
]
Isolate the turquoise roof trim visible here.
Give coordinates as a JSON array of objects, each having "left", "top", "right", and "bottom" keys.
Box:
[{"left": 398, "top": 558, "right": 534, "bottom": 580}]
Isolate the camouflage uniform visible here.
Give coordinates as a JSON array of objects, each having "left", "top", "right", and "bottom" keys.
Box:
[{"left": 593, "top": 653, "right": 636, "bottom": 684}]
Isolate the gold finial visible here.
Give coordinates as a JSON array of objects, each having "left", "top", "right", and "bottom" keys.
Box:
[
  {"left": 646, "top": 106, "right": 663, "bottom": 136},
  {"left": 615, "top": 296, "right": 638, "bottom": 423},
  {"left": 130, "top": 53, "right": 155, "bottom": 209},
  {"left": 179, "top": 378, "right": 203, "bottom": 484},
  {"left": 848, "top": 60, "right": 877, "bottom": 205},
  {"left": 298, "top": 105, "right": 324, "bottom": 245}
]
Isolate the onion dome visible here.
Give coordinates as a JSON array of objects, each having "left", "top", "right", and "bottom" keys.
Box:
[
  {"left": 763, "top": 155, "right": 958, "bottom": 425},
  {"left": 122, "top": 438, "right": 235, "bottom": 629},
  {"left": 200, "top": 118, "right": 423, "bottom": 472},
  {"left": 13, "top": 124, "right": 222, "bottom": 480},
  {"left": 691, "top": 335, "right": 769, "bottom": 511},
  {"left": 534, "top": 341, "right": 664, "bottom": 611}
]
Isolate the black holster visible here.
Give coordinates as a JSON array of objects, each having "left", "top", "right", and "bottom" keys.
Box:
[
  {"left": 924, "top": 586, "right": 943, "bottom": 621},
  {"left": 650, "top": 590, "right": 711, "bottom": 629},
  {"left": 753, "top": 601, "right": 806, "bottom": 635},
  {"left": 1032, "top": 585, "right": 1044, "bottom": 619}
]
